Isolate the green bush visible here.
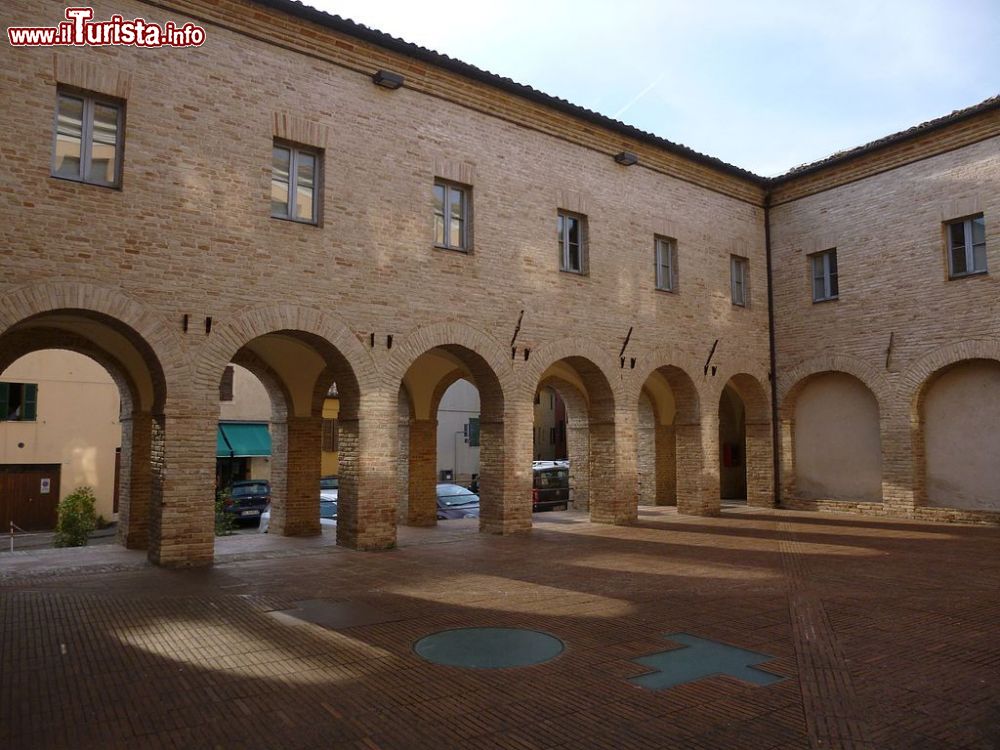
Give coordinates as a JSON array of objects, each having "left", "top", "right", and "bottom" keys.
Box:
[
  {"left": 54, "top": 486, "right": 98, "bottom": 547},
  {"left": 215, "top": 489, "right": 236, "bottom": 536}
]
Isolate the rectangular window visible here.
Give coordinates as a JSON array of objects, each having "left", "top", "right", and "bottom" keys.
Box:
[
  {"left": 558, "top": 211, "right": 587, "bottom": 274},
  {"left": 810, "top": 249, "right": 839, "bottom": 302},
  {"left": 947, "top": 215, "right": 987, "bottom": 278},
  {"left": 52, "top": 91, "right": 123, "bottom": 187},
  {"left": 219, "top": 366, "right": 235, "bottom": 402},
  {"left": 433, "top": 180, "right": 470, "bottom": 251},
  {"left": 322, "top": 419, "right": 338, "bottom": 452},
  {"left": 0, "top": 383, "right": 38, "bottom": 422},
  {"left": 468, "top": 417, "right": 480, "bottom": 447},
  {"left": 271, "top": 143, "right": 320, "bottom": 224},
  {"left": 655, "top": 236, "right": 677, "bottom": 291},
  {"left": 731, "top": 256, "right": 749, "bottom": 307}
]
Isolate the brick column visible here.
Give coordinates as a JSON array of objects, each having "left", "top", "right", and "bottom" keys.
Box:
[
  {"left": 613, "top": 407, "right": 639, "bottom": 524},
  {"left": 566, "top": 419, "right": 590, "bottom": 510},
  {"left": 116, "top": 410, "right": 153, "bottom": 549},
  {"left": 778, "top": 412, "right": 797, "bottom": 502},
  {"left": 745, "top": 420, "right": 774, "bottom": 508},
  {"left": 588, "top": 419, "right": 616, "bottom": 523},
  {"left": 269, "top": 416, "right": 322, "bottom": 536},
  {"left": 480, "top": 402, "right": 532, "bottom": 535},
  {"left": 396, "top": 407, "right": 410, "bottom": 524},
  {"left": 882, "top": 415, "right": 917, "bottom": 514},
  {"left": 654, "top": 424, "right": 676, "bottom": 506},
  {"left": 676, "top": 409, "right": 719, "bottom": 517},
  {"left": 637, "top": 421, "right": 657, "bottom": 506},
  {"left": 147, "top": 411, "right": 216, "bottom": 567},
  {"left": 407, "top": 419, "right": 437, "bottom": 526},
  {"left": 337, "top": 392, "right": 398, "bottom": 550}
]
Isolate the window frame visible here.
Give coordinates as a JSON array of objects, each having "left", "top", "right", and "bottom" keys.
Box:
[
  {"left": 946, "top": 215, "right": 987, "bottom": 279},
  {"left": 433, "top": 179, "right": 471, "bottom": 252},
  {"left": 50, "top": 89, "right": 125, "bottom": 189},
  {"left": 730, "top": 255, "right": 749, "bottom": 307},
  {"left": 558, "top": 210, "right": 588, "bottom": 275},
  {"left": 810, "top": 248, "right": 839, "bottom": 303},
  {"left": 322, "top": 418, "right": 338, "bottom": 452},
  {"left": 270, "top": 140, "right": 323, "bottom": 226},
  {"left": 0, "top": 382, "right": 38, "bottom": 422},
  {"left": 654, "top": 235, "right": 678, "bottom": 292}
]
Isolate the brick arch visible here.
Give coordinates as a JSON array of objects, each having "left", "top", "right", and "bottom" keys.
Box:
[
  {"left": 520, "top": 339, "right": 620, "bottom": 421},
  {"left": 900, "top": 338, "right": 1000, "bottom": 414},
  {"left": 230, "top": 349, "right": 292, "bottom": 421},
  {"left": 0, "top": 327, "right": 140, "bottom": 415},
  {"left": 780, "top": 353, "right": 890, "bottom": 416},
  {"left": 386, "top": 321, "right": 515, "bottom": 397},
  {"left": 0, "top": 281, "right": 183, "bottom": 409},
  {"left": 199, "top": 303, "right": 378, "bottom": 413},
  {"left": 903, "top": 341, "right": 1000, "bottom": 510},
  {"left": 632, "top": 362, "right": 702, "bottom": 427},
  {"left": 538, "top": 374, "right": 591, "bottom": 510},
  {"left": 628, "top": 350, "right": 704, "bottom": 417},
  {"left": 718, "top": 372, "right": 771, "bottom": 425},
  {"left": 429, "top": 368, "right": 471, "bottom": 418}
]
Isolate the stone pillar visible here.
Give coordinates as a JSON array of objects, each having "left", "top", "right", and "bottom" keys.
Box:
[
  {"left": 613, "top": 407, "right": 639, "bottom": 524},
  {"left": 675, "top": 409, "right": 720, "bottom": 517},
  {"left": 654, "top": 424, "right": 676, "bottom": 506},
  {"left": 337, "top": 392, "right": 398, "bottom": 551},
  {"left": 479, "top": 401, "right": 532, "bottom": 535},
  {"left": 270, "top": 416, "right": 322, "bottom": 536},
  {"left": 637, "top": 406, "right": 657, "bottom": 507},
  {"left": 566, "top": 419, "right": 590, "bottom": 511},
  {"left": 147, "top": 411, "right": 216, "bottom": 567},
  {"left": 588, "top": 418, "right": 617, "bottom": 523},
  {"left": 117, "top": 410, "right": 153, "bottom": 549},
  {"left": 396, "top": 404, "right": 410, "bottom": 524},
  {"left": 745, "top": 420, "right": 774, "bottom": 508},
  {"left": 882, "top": 414, "right": 917, "bottom": 514},
  {"left": 407, "top": 419, "right": 438, "bottom": 526}
]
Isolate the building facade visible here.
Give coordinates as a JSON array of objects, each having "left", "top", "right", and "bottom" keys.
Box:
[{"left": 0, "top": 0, "right": 996, "bottom": 566}]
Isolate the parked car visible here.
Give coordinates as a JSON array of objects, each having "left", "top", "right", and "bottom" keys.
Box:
[
  {"left": 259, "top": 478, "right": 338, "bottom": 533},
  {"left": 532, "top": 463, "right": 570, "bottom": 512},
  {"left": 436, "top": 483, "right": 480, "bottom": 520},
  {"left": 223, "top": 479, "right": 270, "bottom": 524}
]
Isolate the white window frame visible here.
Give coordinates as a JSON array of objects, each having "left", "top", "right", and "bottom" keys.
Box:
[
  {"left": 51, "top": 90, "right": 124, "bottom": 188},
  {"left": 271, "top": 142, "right": 321, "bottom": 225},
  {"left": 946, "top": 215, "right": 987, "bottom": 278},
  {"left": 433, "top": 180, "right": 470, "bottom": 251},
  {"left": 558, "top": 211, "right": 587, "bottom": 274},
  {"left": 731, "top": 255, "right": 748, "bottom": 307},
  {"left": 655, "top": 236, "right": 677, "bottom": 292},
  {"left": 810, "top": 248, "right": 839, "bottom": 302}
]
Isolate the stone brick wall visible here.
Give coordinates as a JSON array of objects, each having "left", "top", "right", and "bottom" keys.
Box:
[{"left": 771, "top": 134, "right": 1000, "bottom": 523}]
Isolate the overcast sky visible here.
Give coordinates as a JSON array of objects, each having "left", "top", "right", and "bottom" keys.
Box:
[{"left": 305, "top": 0, "right": 999, "bottom": 176}]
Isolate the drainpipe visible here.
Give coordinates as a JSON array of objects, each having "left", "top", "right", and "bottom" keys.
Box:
[{"left": 763, "top": 191, "right": 781, "bottom": 507}]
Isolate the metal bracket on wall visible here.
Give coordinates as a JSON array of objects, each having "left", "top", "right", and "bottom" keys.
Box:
[
  {"left": 704, "top": 339, "right": 720, "bottom": 376},
  {"left": 885, "top": 332, "right": 895, "bottom": 370},
  {"left": 619, "top": 326, "right": 633, "bottom": 368}
]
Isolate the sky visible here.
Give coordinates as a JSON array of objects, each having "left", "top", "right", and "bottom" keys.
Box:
[{"left": 303, "top": 0, "right": 999, "bottom": 177}]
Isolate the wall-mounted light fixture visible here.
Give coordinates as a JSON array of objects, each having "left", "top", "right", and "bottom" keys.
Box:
[
  {"left": 372, "top": 70, "right": 404, "bottom": 89},
  {"left": 614, "top": 151, "right": 638, "bottom": 166}
]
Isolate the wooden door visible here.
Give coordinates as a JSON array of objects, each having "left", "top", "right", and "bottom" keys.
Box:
[{"left": 0, "top": 465, "right": 61, "bottom": 531}]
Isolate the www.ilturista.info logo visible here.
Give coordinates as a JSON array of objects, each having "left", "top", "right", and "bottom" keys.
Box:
[{"left": 7, "top": 7, "right": 206, "bottom": 47}]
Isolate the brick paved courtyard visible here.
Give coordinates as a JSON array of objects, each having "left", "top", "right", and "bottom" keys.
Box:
[{"left": 2, "top": 507, "right": 999, "bottom": 749}]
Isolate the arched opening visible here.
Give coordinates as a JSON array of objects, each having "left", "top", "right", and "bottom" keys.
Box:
[
  {"left": 719, "top": 384, "right": 747, "bottom": 503},
  {"left": 212, "top": 330, "right": 361, "bottom": 551},
  {"left": 719, "top": 373, "right": 772, "bottom": 510},
  {"left": 534, "top": 357, "right": 618, "bottom": 522},
  {"left": 788, "top": 372, "right": 882, "bottom": 502},
  {"left": 636, "top": 365, "right": 700, "bottom": 513},
  {"left": 917, "top": 359, "right": 1000, "bottom": 511},
  {"left": 399, "top": 345, "right": 506, "bottom": 533},
  {"left": 0, "top": 310, "right": 167, "bottom": 552}
]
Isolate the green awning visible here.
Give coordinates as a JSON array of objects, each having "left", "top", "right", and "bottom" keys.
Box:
[{"left": 217, "top": 422, "right": 271, "bottom": 458}]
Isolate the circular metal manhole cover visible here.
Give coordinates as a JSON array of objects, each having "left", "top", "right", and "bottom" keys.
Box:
[{"left": 413, "top": 627, "right": 565, "bottom": 669}]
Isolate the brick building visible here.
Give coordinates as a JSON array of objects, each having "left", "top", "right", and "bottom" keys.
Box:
[{"left": 1, "top": 0, "right": 996, "bottom": 567}]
